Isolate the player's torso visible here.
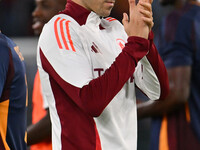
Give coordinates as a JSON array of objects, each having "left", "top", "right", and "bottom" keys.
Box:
[
  {"left": 39, "top": 13, "right": 138, "bottom": 149},
  {"left": 76, "top": 16, "right": 138, "bottom": 149}
]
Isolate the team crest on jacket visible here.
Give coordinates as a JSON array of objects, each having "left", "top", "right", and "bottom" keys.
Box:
[{"left": 116, "top": 39, "right": 126, "bottom": 50}]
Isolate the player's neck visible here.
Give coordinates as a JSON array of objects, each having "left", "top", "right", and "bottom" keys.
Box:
[{"left": 71, "top": 0, "right": 91, "bottom": 11}]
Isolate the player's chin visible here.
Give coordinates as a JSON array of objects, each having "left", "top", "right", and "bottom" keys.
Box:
[{"left": 100, "top": 9, "right": 113, "bottom": 17}]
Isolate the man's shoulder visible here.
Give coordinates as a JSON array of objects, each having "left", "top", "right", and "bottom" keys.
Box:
[
  {"left": 103, "top": 17, "right": 122, "bottom": 26},
  {"left": 40, "top": 14, "right": 80, "bottom": 41},
  {"left": 104, "top": 17, "right": 118, "bottom": 23},
  {"left": 0, "top": 34, "right": 7, "bottom": 49},
  {"left": 102, "top": 17, "right": 124, "bottom": 32},
  {"left": 38, "top": 14, "right": 82, "bottom": 54},
  {"left": 0, "top": 33, "right": 13, "bottom": 54},
  {"left": 45, "top": 14, "right": 80, "bottom": 29}
]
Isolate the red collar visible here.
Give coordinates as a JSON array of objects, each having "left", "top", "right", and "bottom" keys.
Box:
[{"left": 58, "top": 0, "right": 91, "bottom": 26}]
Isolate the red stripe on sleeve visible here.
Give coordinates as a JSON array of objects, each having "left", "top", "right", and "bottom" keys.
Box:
[
  {"left": 60, "top": 19, "right": 70, "bottom": 50},
  {"left": 108, "top": 18, "right": 117, "bottom": 22},
  {"left": 65, "top": 21, "right": 76, "bottom": 52},
  {"left": 105, "top": 17, "right": 112, "bottom": 21},
  {"left": 54, "top": 17, "right": 63, "bottom": 49}
]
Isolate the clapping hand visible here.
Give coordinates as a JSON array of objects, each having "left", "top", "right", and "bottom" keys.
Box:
[{"left": 122, "top": 0, "right": 154, "bottom": 39}]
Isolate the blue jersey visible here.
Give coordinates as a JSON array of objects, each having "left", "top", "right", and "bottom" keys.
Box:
[
  {"left": 151, "top": 3, "right": 200, "bottom": 150},
  {"left": 0, "top": 33, "right": 27, "bottom": 150}
]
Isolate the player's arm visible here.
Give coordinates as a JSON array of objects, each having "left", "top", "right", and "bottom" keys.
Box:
[
  {"left": 146, "top": 42, "right": 170, "bottom": 100},
  {"left": 27, "top": 108, "right": 51, "bottom": 145},
  {"left": 137, "top": 66, "right": 191, "bottom": 119},
  {"left": 131, "top": 0, "right": 169, "bottom": 101},
  {"left": 134, "top": 33, "right": 169, "bottom": 101}
]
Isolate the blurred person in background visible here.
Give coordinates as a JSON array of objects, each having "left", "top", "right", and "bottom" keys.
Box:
[
  {"left": 0, "top": 30, "right": 27, "bottom": 149},
  {"left": 137, "top": 0, "right": 200, "bottom": 149},
  {"left": 27, "top": 0, "right": 66, "bottom": 149}
]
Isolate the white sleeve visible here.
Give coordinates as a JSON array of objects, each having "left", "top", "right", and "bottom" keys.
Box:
[
  {"left": 134, "top": 56, "right": 160, "bottom": 100},
  {"left": 38, "top": 16, "right": 93, "bottom": 88},
  {"left": 40, "top": 77, "right": 49, "bottom": 109}
]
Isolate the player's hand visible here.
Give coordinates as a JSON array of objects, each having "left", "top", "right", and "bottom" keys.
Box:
[
  {"left": 139, "top": 0, "right": 154, "bottom": 30},
  {"left": 122, "top": 0, "right": 154, "bottom": 39}
]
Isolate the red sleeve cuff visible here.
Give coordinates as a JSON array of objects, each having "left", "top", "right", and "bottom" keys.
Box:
[
  {"left": 127, "top": 36, "right": 150, "bottom": 50},
  {"left": 123, "top": 36, "right": 150, "bottom": 63}
]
